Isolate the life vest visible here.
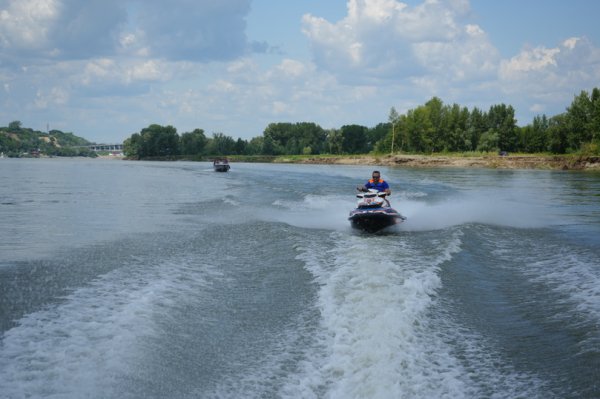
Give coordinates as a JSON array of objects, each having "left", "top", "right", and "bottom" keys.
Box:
[{"left": 366, "top": 179, "right": 388, "bottom": 192}]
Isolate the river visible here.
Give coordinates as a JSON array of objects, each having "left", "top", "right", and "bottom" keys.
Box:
[{"left": 1, "top": 158, "right": 599, "bottom": 398}]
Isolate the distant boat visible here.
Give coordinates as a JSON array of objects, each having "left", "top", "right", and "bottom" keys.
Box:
[{"left": 213, "top": 158, "right": 230, "bottom": 172}]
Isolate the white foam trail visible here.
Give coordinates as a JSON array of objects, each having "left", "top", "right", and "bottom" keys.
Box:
[
  {"left": 284, "top": 231, "right": 473, "bottom": 398},
  {"left": 257, "top": 194, "right": 355, "bottom": 231},
  {"left": 0, "top": 257, "right": 218, "bottom": 398},
  {"left": 282, "top": 229, "right": 551, "bottom": 399}
]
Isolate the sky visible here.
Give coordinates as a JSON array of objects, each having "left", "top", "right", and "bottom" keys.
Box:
[{"left": 1, "top": 0, "right": 599, "bottom": 144}]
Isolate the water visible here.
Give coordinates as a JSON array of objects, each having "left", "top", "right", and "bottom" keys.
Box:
[{"left": 1, "top": 158, "right": 599, "bottom": 398}]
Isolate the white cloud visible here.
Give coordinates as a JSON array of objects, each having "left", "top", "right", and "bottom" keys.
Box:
[
  {"left": 0, "top": 0, "right": 60, "bottom": 49},
  {"left": 79, "top": 58, "right": 171, "bottom": 89},
  {"left": 0, "top": 0, "right": 127, "bottom": 60},
  {"left": 34, "top": 86, "right": 69, "bottom": 108},
  {"left": 127, "top": 60, "right": 165, "bottom": 82},
  {"left": 276, "top": 59, "right": 308, "bottom": 78},
  {"left": 494, "top": 36, "right": 600, "bottom": 121},
  {"left": 0, "top": 0, "right": 255, "bottom": 63},
  {"left": 500, "top": 47, "right": 560, "bottom": 76},
  {"left": 82, "top": 58, "right": 115, "bottom": 83},
  {"left": 133, "top": 0, "right": 252, "bottom": 61},
  {"left": 563, "top": 37, "right": 579, "bottom": 50},
  {"left": 499, "top": 37, "right": 600, "bottom": 89},
  {"left": 271, "top": 101, "right": 290, "bottom": 115},
  {"left": 302, "top": 0, "right": 498, "bottom": 83}
]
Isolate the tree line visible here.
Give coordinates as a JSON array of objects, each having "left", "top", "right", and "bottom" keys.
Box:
[
  {"left": 5, "top": 87, "right": 593, "bottom": 159},
  {"left": 123, "top": 87, "right": 600, "bottom": 159}
]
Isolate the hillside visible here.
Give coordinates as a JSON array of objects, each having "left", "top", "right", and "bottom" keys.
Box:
[{"left": 0, "top": 122, "right": 96, "bottom": 157}]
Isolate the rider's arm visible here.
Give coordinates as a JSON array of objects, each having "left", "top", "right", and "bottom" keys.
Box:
[{"left": 383, "top": 181, "right": 391, "bottom": 195}]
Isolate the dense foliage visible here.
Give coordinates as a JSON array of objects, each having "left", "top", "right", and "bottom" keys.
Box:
[
  {"left": 0, "top": 121, "right": 97, "bottom": 157},
  {"left": 380, "top": 88, "right": 599, "bottom": 155},
  {"left": 122, "top": 87, "right": 600, "bottom": 159}
]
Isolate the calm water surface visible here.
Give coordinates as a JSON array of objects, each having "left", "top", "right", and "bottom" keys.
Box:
[{"left": 1, "top": 158, "right": 599, "bottom": 398}]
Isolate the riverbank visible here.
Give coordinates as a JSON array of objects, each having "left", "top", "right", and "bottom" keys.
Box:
[
  {"left": 120, "top": 153, "right": 600, "bottom": 171},
  {"left": 272, "top": 153, "right": 600, "bottom": 171}
]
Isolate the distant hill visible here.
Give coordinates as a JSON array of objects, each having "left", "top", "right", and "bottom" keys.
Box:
[{"left": 0, "top": 121, "right": 97, "bottom": 157}]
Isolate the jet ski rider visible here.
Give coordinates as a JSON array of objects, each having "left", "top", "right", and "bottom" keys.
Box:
[
  {"left": 358, "top": 171, "right": 392, "bottom": 205},
  {"left": 358, "top": 171, "right": 391, "bottom": 194}
]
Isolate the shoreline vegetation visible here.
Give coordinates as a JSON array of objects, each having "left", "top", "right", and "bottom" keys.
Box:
[
  {"left": 117, "top": 89, "right": 600, "bottom": 170},
  {"left": 214, "top": 153, "right": 600, "bottom": 171},
  {"left": 4, "top": 88, "right": 600, "bottom": 171}
]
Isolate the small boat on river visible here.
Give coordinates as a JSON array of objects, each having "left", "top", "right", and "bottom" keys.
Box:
[{"left": 213, "top": 158, "right": 230, "bottom": 172}]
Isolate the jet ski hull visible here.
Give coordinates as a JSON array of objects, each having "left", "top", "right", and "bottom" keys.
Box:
[{"left": 348, "top": 207, "right": 405, "bottom": 232}]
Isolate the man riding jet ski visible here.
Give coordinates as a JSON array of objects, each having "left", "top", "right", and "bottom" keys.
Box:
[{"left": 349, "top": 171, "right": 406, "bottom": 232}]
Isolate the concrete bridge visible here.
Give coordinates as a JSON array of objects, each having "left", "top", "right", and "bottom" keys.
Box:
[{"left": 88, "top": 144, "right": 123, "bottom": 152}]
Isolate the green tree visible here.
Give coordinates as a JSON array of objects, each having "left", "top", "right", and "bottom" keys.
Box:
[
  {"left": 476, "top": 129, "right": 499, "bottom": 152},
  {"left": 487, "top": 104, "right": 517, "bottom": 152},
  {"left": 180, "top": 128, "right": 207, "bottom": 155},
  {"left": 443, "top": 104, "right": 470, "bottom": 152},
  {"left": 591, "top": 87, "right": 600, "bottom": 143},
  {"left": 122, "top": 124, "right": 180, "bottom": 158},
  {"left": 405, "top": 107, "right": 433, "bottom": 152},
  {"left": 246, "top": 136, "right": 264, "bottom": 155},
  {"left": 8, "top": 121, "right": 22, "bottom": 131},
  {"left": 138, "top": 124, "right": 179, "bottom": 157},
  {"left": 263, "top": 123, "right": 291, "bottom": 155},
  {"left": 566, "top": 88, "right": 600, "bottom": 149},
  {"left": 369, "top": 122, "right": 392, "bottom": 153},
  {"left": 234, "top": 138, "right": 247, "bottom": 155},
  {"left": 341, "top": 124, "right": 368, "bottom": 154},
  {"left": 547, "top": 114, "right": 569, "bottom": 154},
  {"left": 123, "top": 133, "right": 142, "bottom": 159},
  {"left": 520, "top": 115, "right": 548, "bottom": 153},
  {"left": 326, "top": 129, "right": 343, "bottom": 154},
  {"left": 467, "top": 107, "right": 486, "bottom": 151},
  {"left": 207, "top": 132, "right": 236, "bottom": 155},
  {"left": 424, "top": 97, "right": 445, "bottom": 151},
  {"left": 262, "top": 122, "right": 326, "bottom": 155},
  {"left": 293, "top": 122, "right": 327, "bottom": 154}
]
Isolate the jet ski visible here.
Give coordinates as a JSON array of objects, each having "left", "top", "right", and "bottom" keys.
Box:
[{"left": 348, "top": 189, "right": 406, "bottom": 232}]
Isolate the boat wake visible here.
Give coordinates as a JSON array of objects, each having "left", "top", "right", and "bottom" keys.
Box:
[{"left": 280, "top": 229, "right": 547, "bottom": 398}]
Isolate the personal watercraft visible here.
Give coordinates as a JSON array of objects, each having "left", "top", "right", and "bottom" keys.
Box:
[{"left": 348, "top": 189, "right": 406, "bottom": 232}]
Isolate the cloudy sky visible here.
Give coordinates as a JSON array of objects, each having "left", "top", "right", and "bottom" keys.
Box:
[{"left": 1, "top": 0, "right": 599, "bottom": 144}]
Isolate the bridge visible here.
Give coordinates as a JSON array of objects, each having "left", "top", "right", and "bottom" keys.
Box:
[{"left": 88, "top": 144, "right": 123, "bottom": 152}]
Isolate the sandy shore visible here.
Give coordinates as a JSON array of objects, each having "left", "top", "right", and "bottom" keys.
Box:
[
  {"left": 282, "top": 154, "right": 600, "bottom": 171},
  {"left": 116, "top": 153, "right": 600, "bottom": 171}
]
